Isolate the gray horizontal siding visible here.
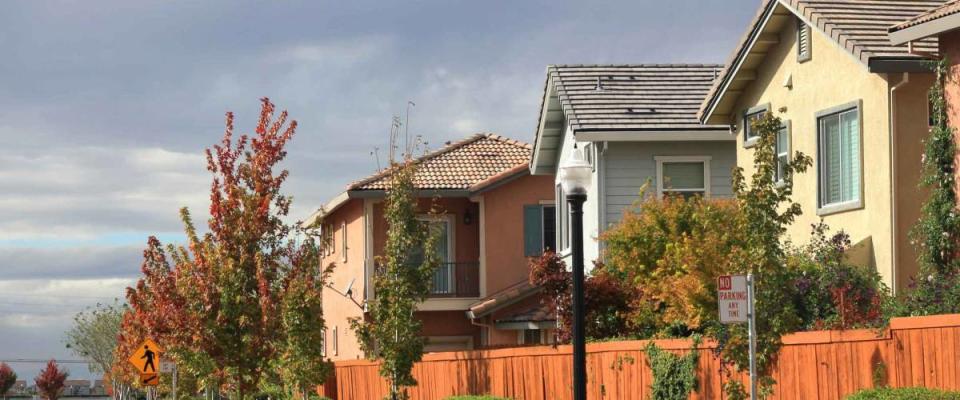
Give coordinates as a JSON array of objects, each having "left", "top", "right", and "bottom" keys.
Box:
[{"left": 603, "top": 141, "right": 737, "bottom": 226}]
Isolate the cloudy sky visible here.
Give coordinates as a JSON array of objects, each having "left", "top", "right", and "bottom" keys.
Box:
[{"left": 0, "top": 0, "right": 757, "bottom": 381}]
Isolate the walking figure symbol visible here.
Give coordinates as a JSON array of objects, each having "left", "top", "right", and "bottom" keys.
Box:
[{"left": 141, "top": 345, "right": 156, "bottom": 373}]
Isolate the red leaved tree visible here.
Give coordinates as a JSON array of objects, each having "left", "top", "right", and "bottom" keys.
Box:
[
  {"left": 0, "top": 362, "right": 16, "bottom": 400},
  {"left": 34, "top": 361, "right": 67, "bottom": 400},
  {"left": 123, "top": 98, "right": 330, "bottom": 399}
]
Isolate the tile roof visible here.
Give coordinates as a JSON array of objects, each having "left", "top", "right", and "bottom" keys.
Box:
[
  {"left": 495, "top": 302, "right": 555, "bottom": 324},
  {"left": 349, "top": 133, "right": 531, "bottom": 191},
  {"left": 890, "top": 0, "right": 960, "bottom": 31},
  {"left": 545, "top": 64, "right": 728, "bottom": 132},
  {"left": 782, "top": 0, "right": 946, "bottom": 62},
  {"left": 467, "top": 280, "right": 541, "bottom": 319},
  {"left": 699, "top": 0, "right": 946, "bottom": 122}
]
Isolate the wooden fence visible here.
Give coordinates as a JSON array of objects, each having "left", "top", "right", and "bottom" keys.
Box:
[{"left": 318, "top": 314, "right": 960, "bottom": 400}]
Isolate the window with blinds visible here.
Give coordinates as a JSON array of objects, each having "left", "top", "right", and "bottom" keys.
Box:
[
  {"left": 775, "top": 122, "right": 791, "bottom": 183},
  {"left": 797, "top": 18, "right": 812, "bottom": 62},
  {"left": 656, "top": 156, "right": 710, "bottom": 198},
  {"left": 818, "top": 107, "right": 860, "bottom": 209}
]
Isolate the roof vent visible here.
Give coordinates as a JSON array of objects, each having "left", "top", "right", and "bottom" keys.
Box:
[{"left": 595, "top": 77, "right": 604, "bottom": 91}]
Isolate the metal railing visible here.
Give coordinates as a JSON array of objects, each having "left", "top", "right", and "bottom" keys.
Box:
[{"left": 428, "top": 262, "right": 480, "bottom": 298}]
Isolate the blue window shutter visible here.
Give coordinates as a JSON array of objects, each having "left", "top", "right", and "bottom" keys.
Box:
[{"left": 523, "top": 205, "right": 543, "bottom": 256}]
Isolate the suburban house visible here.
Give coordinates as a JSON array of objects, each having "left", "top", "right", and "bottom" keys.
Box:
[
  {"left": 529, "top": 64, "right": 736, "bottom": 265},
  {"left": 305, "top": 134, "right": 557, "bottom": 361},
  {"left": 890, "top": 1, "right": 960, "bottom": 198},
  {"left": 699, "top": 0, "right": 945, "bottom": 291}
]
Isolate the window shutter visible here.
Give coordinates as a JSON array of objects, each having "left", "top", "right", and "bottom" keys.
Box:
[
  {"left": 523, "top": 205, "right": 543, "bottom": 256},
  {"left": 798, "top": 18, "right": 811, "bottom": 62}
]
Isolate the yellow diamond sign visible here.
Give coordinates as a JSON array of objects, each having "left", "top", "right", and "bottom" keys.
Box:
[{"left": 128, "top": 339, "right": 163, "bottom": 374}]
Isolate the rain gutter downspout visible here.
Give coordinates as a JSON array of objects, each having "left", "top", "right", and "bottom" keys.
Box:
[{"left": 889, "top": 72, "right": 910, "bottom": 294}]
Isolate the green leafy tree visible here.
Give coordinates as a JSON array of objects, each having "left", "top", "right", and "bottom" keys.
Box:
[
  {"left": 720, "top": 110, "right": 812, "bottom": 397},
  {"left": 350, "top": 162, "right": 440, "bottom": 400},
  {"left": 900, "top": 58, "right": 960, "bottom": 315},
  {"left": 0, "top": 363, "right": 16, "bottom": 400},
  {"left": 64, "top": 301, "right": 127, "bottom": 399}
]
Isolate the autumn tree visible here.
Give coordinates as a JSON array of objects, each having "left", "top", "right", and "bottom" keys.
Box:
[
  {"left": 125, "top": 98, "right": 331, "bottom": 400},
  {"left": 350, "top": 162, "right": 440, "bottom": 400},
  {"left": 35, "top": 361, "right": 67, "bottom": 400},
  {"left": 65, "top": 301, "right": 126, "bottom": 399},
  {"left": 0, "top": 363, "right": 16, "bottom": 400}
]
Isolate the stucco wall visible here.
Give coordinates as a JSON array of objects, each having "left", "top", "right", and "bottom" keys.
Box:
[
  {"left": 481, "top": 174, "right": 556, "bottom": 295},
  {"left": 727, "top": 15, "right": 934, "bottom": 289},
  {"left": 321, "top": 199, "right": 366, "bottom": 361},
  {"left": 603, "top": 141, "right": 736, "bottom": 225},
  {"left": 943, "top": 30, "right": 960, "bottom": 208}
]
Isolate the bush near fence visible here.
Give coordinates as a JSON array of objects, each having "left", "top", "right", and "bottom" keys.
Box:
[{"left": 318, "top": 314, "right": 960, "bottom": 400}]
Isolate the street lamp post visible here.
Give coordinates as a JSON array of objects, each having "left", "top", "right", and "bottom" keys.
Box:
[{"left": 559, "top": 147, "right": 592, "bottom": 400}]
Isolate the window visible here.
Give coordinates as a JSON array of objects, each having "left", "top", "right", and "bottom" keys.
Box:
[
  {"left": 775, "top": 121, "right": 792, "bottom": 183},
  {"left": 743, "top": 104, "right": 769, "bottom": 147},
  {"left": 519, "top": 329, "right": 543, "bottom": 345},
  {"left": 410, "top": 217, "right": 453, "bottom": 294},
  {"left": 817, "top": 102, "right": 862, "bottom": 214},
  {"left": 655, "top": 156, "right": 711, "bottom": 198},
  {"left": 797, "top": 18, "right": 812, "bottom": 62},
  {"left": 556, "top": 184, "right": 570, "bottom": 251},
  {"left": 523, "top": 204, "right": 557, "bottom": 256},
  {"left": 340, "top": 222, "right": 347, "bottom": 263},
  {"left": 321, "top": 328, "right": 327, "bottom": 357},
  {"left": 332, "top": 326, "right": 338, "bottom": 356}
]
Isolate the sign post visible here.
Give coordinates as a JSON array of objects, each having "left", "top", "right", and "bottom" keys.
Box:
[{"left": 718, "top": 274, "right": 757, "bottom": 400}]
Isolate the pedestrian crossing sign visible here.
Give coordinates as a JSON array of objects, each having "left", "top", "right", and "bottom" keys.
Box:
[{"left": 128, "top": 339, "right": 163, "bottom": 375}]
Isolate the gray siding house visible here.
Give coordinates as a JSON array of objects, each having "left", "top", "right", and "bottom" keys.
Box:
[{"left": 529, "top": 64, "right": 736, "bottom": 266}]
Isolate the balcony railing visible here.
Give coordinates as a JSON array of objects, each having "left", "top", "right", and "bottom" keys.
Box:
[{"left": 429, "top": 262, "right": 480, "bottom": 298}]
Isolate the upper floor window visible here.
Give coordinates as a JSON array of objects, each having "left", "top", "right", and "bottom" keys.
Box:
[
  {"left": 655, "top": 156, "right": 711, "bottom": 198},
  {"left": 743, "top": 104, "right": 769, "bottom": 147},
  {"left": 817, "top": 102, "right": 862, "bottom": 214},
  {"left": 523, "top": 203, "right": 557, "bottom": 256},
  {"left": 341, "top": 222, "right": 348, "bottom": 263},
  {"left": 555, "top": 184, "right": 570, "bottom": 252},
  {"left": 797, "top": 18, "right": 812, "bottom": 63},
  {"left": 775, "top": 121, "right": 792, "bottom": 184}
]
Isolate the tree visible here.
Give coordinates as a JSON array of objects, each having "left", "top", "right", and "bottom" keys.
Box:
[
  {"left": 125, "top": 98, "right": 330, "bottom": 399},
  {"left": 0, "top": 363, "right": 16, "bottom": 400},
  {"left": 64, "top": 301, "right": 127, "bottom": 400},
  {"left": 350, "top": 162, "right": 440, "bottom": 400},
  {"left": 721, "top": 110, "right": 812, "bottom": 398},
  {"left": 35, "top": 360, "right": 67, "bottom": 400}
]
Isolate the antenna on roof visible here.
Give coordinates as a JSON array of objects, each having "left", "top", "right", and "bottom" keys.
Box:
[
  {"left": 389, "top": 115, "right": 402, "bottom": 163},
  {"left": 371, "top": 146, "right": 382, "bottom": 172},
  {"left": 405, "top": 100, "right": 416, "bottom": 158}
]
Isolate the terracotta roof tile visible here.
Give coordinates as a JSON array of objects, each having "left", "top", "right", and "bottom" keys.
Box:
[
  {"left": 891, "top": 0, "right": 960, "bottom": 31},
  {"left": 467, "top": 280, "right": 541, "bottom": 318},
  {"left": 495, "top": 302, "right": 555, "bottom": 324},
  {"left": 349, "top": 133, "right": 531, "bottom": 191}
]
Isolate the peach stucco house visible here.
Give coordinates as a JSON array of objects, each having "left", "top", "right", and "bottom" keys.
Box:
[
  {"left": 700, "top": 0, "right": 946, "bottom": 292},
  {"left": 304, "top": 134, "right": 557, "bottom": 361}
]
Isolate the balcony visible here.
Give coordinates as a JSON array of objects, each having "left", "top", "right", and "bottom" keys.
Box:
[{"left": 428, "top": 262, "right": 480, "bottom": 298}]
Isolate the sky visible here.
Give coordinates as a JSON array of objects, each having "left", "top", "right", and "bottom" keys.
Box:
[{"left": 0, "top": 0, "right": 758, "bottom": 381}]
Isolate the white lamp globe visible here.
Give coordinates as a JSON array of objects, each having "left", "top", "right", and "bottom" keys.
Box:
[{"left": 559, "top": 147, "right": 592, "bottom": 195}]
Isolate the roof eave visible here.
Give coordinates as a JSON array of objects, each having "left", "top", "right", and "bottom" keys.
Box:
[
  {"left": 530, "top": 68, "right": 561, "bottom": 176},
  {"left": 890, "top": 11, "right": 960, "bottom": 45}
]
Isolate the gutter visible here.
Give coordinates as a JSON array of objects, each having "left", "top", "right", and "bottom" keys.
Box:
[{"left": 889, "top": 72, "right": 910, "bottom": 294}]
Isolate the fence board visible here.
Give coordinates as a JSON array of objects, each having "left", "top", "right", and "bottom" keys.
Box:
[{"left": 319, "top": 314, "right": 960, "bottom": 400}]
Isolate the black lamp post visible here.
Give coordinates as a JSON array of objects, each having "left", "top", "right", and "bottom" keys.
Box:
[{"left": 559, "top": 147, "right": 592, "bottom": 400}]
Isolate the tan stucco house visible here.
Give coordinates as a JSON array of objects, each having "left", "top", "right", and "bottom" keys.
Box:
[
  {"left": 700, "top": 0, "right": 947, "bottom": 291},
  {"left": 529, "top": 64, "right": 735, "bottom": 267},
  {"left": 304, "top": 134, "right": 557, "bottom": 361}
]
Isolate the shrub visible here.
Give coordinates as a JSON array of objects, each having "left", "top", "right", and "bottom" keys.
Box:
[
  {"left": 845, "top": 387, "right": 960, "bottom": 400},
  {"left": 600, "top": 194, "right": 748, "bottom": 334},
  {"left": 645, "top": 336, "right": 701, "bottom": 400},
  {"left": 789, "top": 222, "right": 890, "bottom": 330}
]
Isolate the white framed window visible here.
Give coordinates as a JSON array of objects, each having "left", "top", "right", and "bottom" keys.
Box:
[
  {"left": 797, "top": 17, "right": 812, "bottom": 63},
  {"left": 816, "top": 101, "right": 863, "bottom": 215},
  {"left": 321, "top": 328, "right": 327, "bottom": 357},
  {"left": 341, "top": 222, "right": 348, "bottom": 263},
  {"left": 655, "top": 156, "right": 711, "bottom": 198},
  {"left": 413, "top": 215, "right": 455, "bottom": 294},
  {"left": 518, "top": 329, "right": 543, "bottom": 345},
  {"left": 775, "top": 121, "right": 792, "bottom": 184},
  {"left": 555, "top": 184, "right": 570, "bottom": 252},
  {"left": 742, "top": 104, "right": 770, "bottom": 148}
]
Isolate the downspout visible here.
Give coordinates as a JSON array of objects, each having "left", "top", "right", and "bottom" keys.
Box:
[{"left": 889, "top": 72, "right": 910, "bottom": 294}]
